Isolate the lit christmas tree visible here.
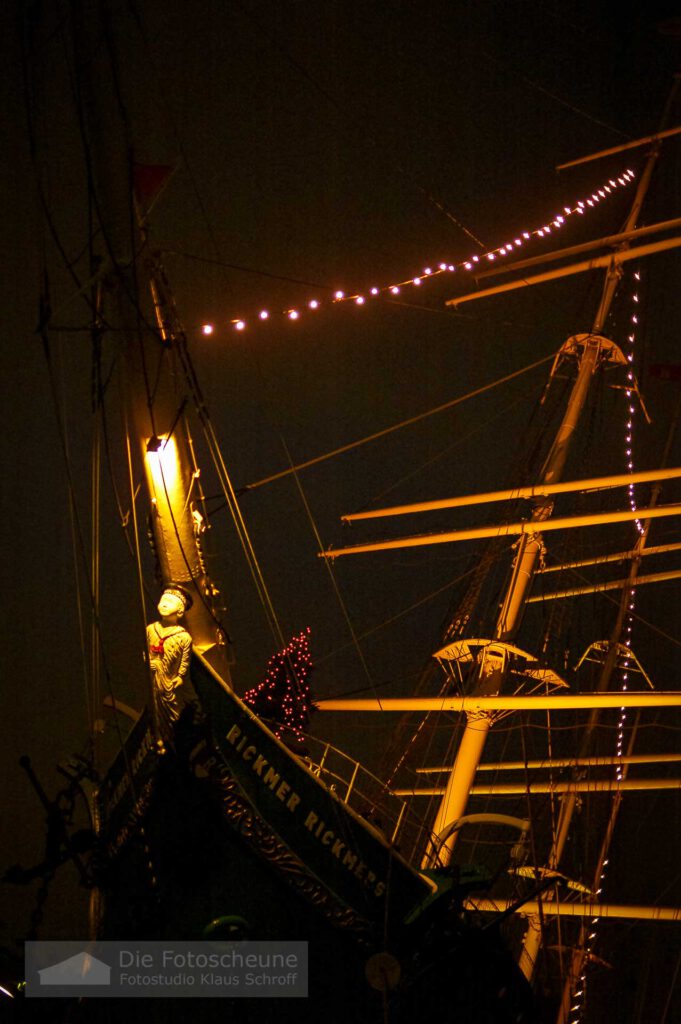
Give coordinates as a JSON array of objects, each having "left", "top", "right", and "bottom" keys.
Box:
[{"left": 243, "top": 628, "right": 316, "bottom": 748}]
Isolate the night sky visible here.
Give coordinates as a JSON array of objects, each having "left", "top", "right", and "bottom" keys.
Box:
[{"left": 2, "top": 2, "right": 681, "bottom": 1019}]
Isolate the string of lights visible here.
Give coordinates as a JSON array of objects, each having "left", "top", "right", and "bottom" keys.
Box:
[
  {"left": 568, "top": 270, "right": 642, "bottom": 1024},
  {"left": 243, "top": 628, "right": 315, "bottom": 746},
  {"left": 198, "top": 168, "right": 637, "bottom": 337}
]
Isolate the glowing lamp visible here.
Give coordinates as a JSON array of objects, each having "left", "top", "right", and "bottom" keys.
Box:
[{"left": 201, "top": 324, "right": 214, "bottom": 336}]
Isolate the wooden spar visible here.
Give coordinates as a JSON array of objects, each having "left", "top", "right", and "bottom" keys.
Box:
[
  {"left": 341, "top": 467, "right": 681, "bottom": 522},
  {"left": 540, "top": 540, "right": 681, "bottom": 574},
  {"left": 473, "top": 217, "right": 681, "bottom": 282},
  {"left": 316, "top": 692, "right": 681, "bottom": 712},
  {"left": 416, "top": 753, "right": 681, "bottom": 773},
  {"left": 465, "top": 900, "right": 681, "bottom": 922},
  {"left": 556, "top": 124, "right": 681, "bottom": 169},
  {"left": 445, "top": 236, "right": 681, "bottom": 307},
  {"left": 396, "top": 779, "right": 681, "bottom": 796},
  {"left": 528, "top": 567, "right": 681, "bottom": 602},
  {"left": 425, "top": 102, "right": 672, "bottom": 876},
  {"left": 322, "top": 503, "right": 681, "bottom": 559}
]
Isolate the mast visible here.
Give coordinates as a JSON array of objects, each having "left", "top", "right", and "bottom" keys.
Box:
[
  {"left": 69, "top": 4, "right": 233, "bottom": 689},
  {"left": 424, "top": 112, "right": 672, "bottom": 870},
  {"left": 516, "top": 89, "right": 679, "bottom": 993},
  {"left": 422, "top": 336, "right": 602, "bottom": 864}
]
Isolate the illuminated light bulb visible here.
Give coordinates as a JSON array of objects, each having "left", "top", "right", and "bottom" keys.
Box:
[
  {"left": 564, "top": 206, "right": 571, "bottom": 214},
  {"left": 355, "top": 296, "right": 365, "bottom": 305},
  {"left": 556, "top": 215, "right": 564, "bottom": 223},
  {"left": 487, "top": 252, "right": 496, "bottom": 261},
  {"left": 537, "top": 230, "right": 544, "bottom": 237},
  {"left": 577, "top": 207, "right": 584, "bottom": 214},
  {"left": 308, "top": 299, "right": 319, "bottom": 309},
  {"left": 598, "top": 189, "right": 606, "bottom": 197},
  {"left": 334, "top": 290, "right": 345, "bottom": 300},
  {"left": 288, "top": 310, "right": 299, "bottom": 320},
  {"left": 472, "top": 255, "right": 480, "bottom": 262},
  {"left": 464, "top": 262, "right": 473, "bottom": 270},
  {"left": 413, "top": 277, "right": 422, "bottom": 286},
  {"left": 543, "top": 225, "right": 551, "bottom": 232},
  {"left": 577, "top": 200, "right": 585, "bottom": 207},
  {"left": 448, "top": 264, "right": 455, "bottom": 271},
  {"left": 605, "top": 185, "right": 612, "bottom": 192},
  {"left": 634, "top": 271, "right": 640, "bottom": 280},
  {"left": 499, "top": 246, "right": 507, "bottom": 254},
  {"left": 618, "top": 177, "right": 626, "bottom": 185},
  {"left": 515, "top": 238, "right": 522, "bottom": 245},
  {"left": 201, "top": 324, "right": 214, "bottom": 335},
  {"left": 370, "top": 287, "right": 379, "bottom": 295},
  {"left": 439, "top": 262, "right": 447, "bottom": 271},
  {"left": 587, "top": 199, "right": 594, "bottom": 206},
  {"left": 423, "top": 267, "right": 432, "bottom": 275},
  {"left": 235, "top": 320, "right": 246, "bottom": 331},
  {"left": 523, "top": 231, "right": 530, "bottom": 239},
  {"left": 609, "top": 180, "right": 616, "bottom": 187},
  {"left": 259, "top": 310, "right": 269, "bottom": 320},
  {"left": 390, "top": 285, "right": 400, "bottom": 294}
]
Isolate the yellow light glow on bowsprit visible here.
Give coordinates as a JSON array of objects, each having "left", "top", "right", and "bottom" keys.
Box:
[{"left": 145, "top": 434, "right": 184, "bottom": 508}]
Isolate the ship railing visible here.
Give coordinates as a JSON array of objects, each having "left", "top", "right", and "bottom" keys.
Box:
[{"left": 300, "top": 734, "right": 432, "bottom": 861}]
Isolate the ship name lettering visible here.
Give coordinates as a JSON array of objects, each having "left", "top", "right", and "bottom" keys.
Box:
[
  {"left": 225, "top": 725, "right": 385, "bottom": 897},
  {"left": 276, "top": 780, "right": 291, "bottom": 802},
  {"left": 225, "top": 725, "right": 301, "bottom": 811},
  {"left": 342, "top": 849, "right": 357, "bottom": 870},
  {"left": 263, "top": 766, "right": 281, "bottom": 790},
  {"left": 331, "top": 838, "right": 345, "bottom": 859},
  {"left": 106, "top": 729, "right": 154, "bottom": 813}
]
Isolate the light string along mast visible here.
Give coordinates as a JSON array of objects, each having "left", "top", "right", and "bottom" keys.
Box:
[
  {"left": 198, "top": 168, "right": 637, "bottom": 337},
  {"left": 568, "top": 269, "right": 642, "bottom": 1024}
]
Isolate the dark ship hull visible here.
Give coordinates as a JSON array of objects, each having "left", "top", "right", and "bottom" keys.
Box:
[{"left": 90, "top": 653, "right": 536, "bottom": 1022}]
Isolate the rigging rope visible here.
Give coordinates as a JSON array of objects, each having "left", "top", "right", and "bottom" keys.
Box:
[
  {"left": 241, "top": 352, "right": 555, "bottom": 494},
  {"left": 280, "top": 436, "right": 382, "bottom": 706}
]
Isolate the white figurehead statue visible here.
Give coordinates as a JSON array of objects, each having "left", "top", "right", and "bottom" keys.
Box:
[{"left": 147, "top": 585, "right": 194, "bottom": 734}]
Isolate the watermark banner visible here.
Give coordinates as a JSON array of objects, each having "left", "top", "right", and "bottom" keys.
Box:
[{"left": 25, "top": 941, "right": 308, "bottom": 998}]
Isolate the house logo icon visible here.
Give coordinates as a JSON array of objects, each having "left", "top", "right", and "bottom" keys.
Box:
[{"left": 38, "top": 952, "right": 111, "bottom": 986}]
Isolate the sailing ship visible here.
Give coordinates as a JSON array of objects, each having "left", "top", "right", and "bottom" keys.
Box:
[{"left": 4, "top": 5, "right": 681, "bottom": 1022}]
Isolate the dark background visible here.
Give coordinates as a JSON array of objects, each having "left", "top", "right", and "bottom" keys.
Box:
[{"left": 2, "top": 2, "right": 680, "bottom": 1020}]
